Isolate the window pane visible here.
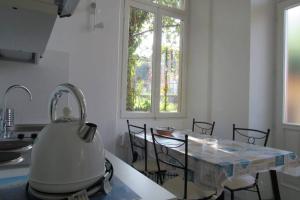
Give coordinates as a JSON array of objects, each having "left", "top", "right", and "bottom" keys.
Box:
[
  {"left": 126, "top": 7, "right": 154, "bottom": 112},
  {"left": 285, "top": 5, "right": 300, "bottom": 123},
  {"left": 152, "top": 0, "right": 185, "bottom": 10},
  {"left": 160, "top": 16, "right": 182, "bottom": 113}
]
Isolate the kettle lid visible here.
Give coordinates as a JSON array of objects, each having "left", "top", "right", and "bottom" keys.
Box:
[{"left": 54, "top": 107, "right": 79, "bottom": 123}]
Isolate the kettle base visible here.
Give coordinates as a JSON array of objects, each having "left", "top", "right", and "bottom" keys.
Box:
[
  {"left": 27, "top": 177, "right": 104, "bottom": 200},
  {"left": 29, "top": 175, "right": 102, "bottom": 194},
  {"left": 27, "top": 159, "right": 114, "bottom": 200}
]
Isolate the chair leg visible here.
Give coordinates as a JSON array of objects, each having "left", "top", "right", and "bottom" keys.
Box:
[
  {"left": 157, "top": 171, "right": 163, "bottom": 185},
  {"left": 256, "top": 184, "right": 262, "bottom": 200},
  {"left": 155, "top": 172, "right": 160, "bottom": 184},
  {"left": 231, "top": 191, "right": 234, "bottom": 200}
]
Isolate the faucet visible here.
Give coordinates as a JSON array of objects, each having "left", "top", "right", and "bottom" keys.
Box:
[{"left": 0, "top": 85, "right": 32, "bottom": 138}]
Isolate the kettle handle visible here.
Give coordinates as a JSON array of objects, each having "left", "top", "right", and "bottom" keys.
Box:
[{"left": 49, "top": 83, "right": 87, "bottom": 123}]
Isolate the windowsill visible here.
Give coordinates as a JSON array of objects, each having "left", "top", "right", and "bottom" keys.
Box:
[
  {"left": 282, "top": 123, "right": 300, "bottom": 131},
  {"left": 120, "top": 111, "right": 187, "bottom": 119},
  {"left": 120, "top": 116, "right": 187, "bottom": 120}
]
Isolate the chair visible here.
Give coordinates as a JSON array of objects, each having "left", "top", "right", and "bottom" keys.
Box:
[
  {"left": 224, "top": 124, "right": 271, "bottom": 200},
  {"left": 150, "top": 128, "right": 216, "bottom": 200},
  {"left": 127, "top": 120, "right": 160, "bottom": 176},
  {"left": 192, "top": 118, "right": 215, "bottom": 136}
]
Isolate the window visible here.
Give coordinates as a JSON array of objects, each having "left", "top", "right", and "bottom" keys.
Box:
[
  {"left": 121, "top": 0, "right": 187, "bottom": 118},
  {"left": 283, "top": 4, "right": 300, "bottom": 124},
  {"left": 152, "top": 0, "right": 185, "bottom": 9}
]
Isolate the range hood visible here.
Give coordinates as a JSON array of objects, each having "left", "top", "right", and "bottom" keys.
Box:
[{"left": 0, "top": 0, "right": 79, "bottom": 64}]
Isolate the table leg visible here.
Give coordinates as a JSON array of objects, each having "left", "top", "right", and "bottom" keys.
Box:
[
  {"left": 216, "top": 191, "right": 224, "bottom": 200},
  {"left": 270, "top": 170, "right": 281, "bottom": 200}
]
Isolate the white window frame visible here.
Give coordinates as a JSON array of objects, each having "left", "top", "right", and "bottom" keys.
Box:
[
  {"left": 120, "top": 0, "right": 188, "bottom": 119},
  {"left": 277, "top": 0, "right": 300, "bottom": 127}
]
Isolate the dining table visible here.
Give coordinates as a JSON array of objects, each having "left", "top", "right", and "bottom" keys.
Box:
[{"left": 133, "top": 129, "right": 299, "bottom": 200}]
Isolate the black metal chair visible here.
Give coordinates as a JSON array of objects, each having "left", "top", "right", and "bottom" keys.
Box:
[
  {"left": 127, "top": 120, "right": 160, "bottom": 177},
  {"left": 151, "top": 128, "right": 216, "bottom": 200},
  {"left": 224, "top": 124, "right": 271, "bottom": 200},
  {"left": 192, "top": 118, "right": 215, "bottom": 136}
]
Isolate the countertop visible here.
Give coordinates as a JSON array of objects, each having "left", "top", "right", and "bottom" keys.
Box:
[{"left": 0, "top": 150, "right": 176, "bottom": 200}]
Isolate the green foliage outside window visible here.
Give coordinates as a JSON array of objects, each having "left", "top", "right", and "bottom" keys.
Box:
[{"left": 126, "top": 0, "right": 183, "bottom": 112}]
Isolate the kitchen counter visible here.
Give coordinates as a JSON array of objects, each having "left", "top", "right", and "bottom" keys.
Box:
[{"left": 0, "top": 150, "right": 176, "bottom": 200}]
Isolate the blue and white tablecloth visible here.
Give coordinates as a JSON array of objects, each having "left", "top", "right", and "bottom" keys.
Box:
[{"left": 134, "top": 130, "right": 299, "bottom": 194}]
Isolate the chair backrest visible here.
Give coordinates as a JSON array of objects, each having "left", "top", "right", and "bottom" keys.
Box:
[
  {"left": 150, "top": 128, "right": 188, "bottom": 199},
  {"left": 192, "top": 118, "right": 215, "bottom": 136},
  {"left": 232, "top": 124, "right": 270, "bottom": 147},
  {"left": 127, "top": 120, "right": 148, "bottom": 171}
]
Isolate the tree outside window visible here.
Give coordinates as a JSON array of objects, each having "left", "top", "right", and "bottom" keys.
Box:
[{"left": 124, "top": 0, "right": 185, "bottom": 116}]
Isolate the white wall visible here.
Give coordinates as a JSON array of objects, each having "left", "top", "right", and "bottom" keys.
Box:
[
  {"left": 185, "top": 0, "right": 211, "bottom": 128},
  {"left": 0, "top": 0, "right": 188, "bottom": 157},
  {"left": 1, "top": 2, "right": 295, "bottom": 199},
  {"left": 249, "top": 0, "right": 275, "bottom": 132},
  {"left": 0, "top": 50, "right": 69, "bottom": 124},
  {"left": 210, "top": 0, "right": 251, "bottom": 139},
  {"left": 188, "top": 0, "right": 252, "bottom": 140},
  {"left": 46, "top": 0, "right": 187, "bottom": 156},
  {"left": 249, "top": 1, "right": 276, "bottom": 199},
  {"left": 188, "top": 0, "right": 276, "bottom": 199},
  {"left": 0, "top": 0, "right": 121, "bottom": 153},
  {"left": 188, "top": 0, "right": 276, "bottom": 139},
  {"left": 24, "top": 0, "right": 295, "bottom": 199},
  {"left": 42, "top": 0, "right": 296, "bottom": 199},
  {"left": 47, "top": 0, "right": 122, "bottom": 153}
]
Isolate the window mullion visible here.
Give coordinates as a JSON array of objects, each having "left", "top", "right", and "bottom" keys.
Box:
[
  {"left": 153, "top": 8, "right": 162, "bottom": 118},
  {"left": 121, "top": 0, "right": 131, "bottom": 117},
  {"left": 176, "top": 20, "right": 183, "bottom": 113}
]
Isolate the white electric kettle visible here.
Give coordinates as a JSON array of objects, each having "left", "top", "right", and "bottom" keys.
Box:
[{"left": 29, "top": 83, "right": 105, "bottom": 194}]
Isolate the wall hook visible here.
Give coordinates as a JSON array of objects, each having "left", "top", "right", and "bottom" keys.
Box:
[{"left": 90, "top": 1, "right": 104, "bottom": 31}]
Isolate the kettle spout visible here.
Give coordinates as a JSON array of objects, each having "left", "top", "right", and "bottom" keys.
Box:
[{"left": 79, "top": 123, "right": 97, "bottom": 142}]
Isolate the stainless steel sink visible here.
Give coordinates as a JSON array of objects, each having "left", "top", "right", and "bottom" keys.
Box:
[
  {"left": 0, "top": 152, "right": 23, "bottom": 166},
  {"left": 0, "top": 124, "right": 43, "bottom": 167},
  {"left": 0, "top": 140, "right": 33, "bottom": 152},
  {"left": 0, "top": 139, "right": 33, "bottom": 168},
  {"left": 6, "top": 124, "right": 46, "bottom": 133}
]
